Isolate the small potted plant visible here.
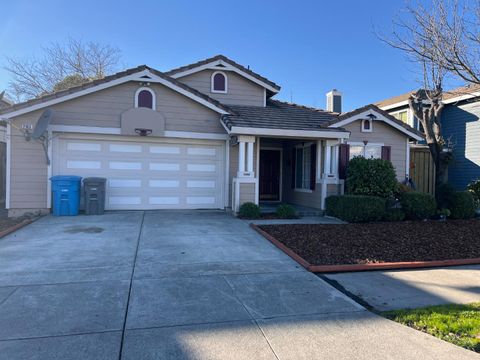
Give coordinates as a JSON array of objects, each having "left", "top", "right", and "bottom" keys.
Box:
[{"left": 437, "top": 208, "right": 451, "bottom": 221}]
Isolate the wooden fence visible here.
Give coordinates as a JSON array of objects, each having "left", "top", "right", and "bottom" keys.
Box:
[{"left": 410, "top": 146, "right": 436, "bottom": 195}]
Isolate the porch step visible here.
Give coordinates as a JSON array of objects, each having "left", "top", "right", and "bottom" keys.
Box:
[
  {"left": 296, "top": 209, "right": 325, "bottom": 217},
  {"left": 259, "top": 203, "right": 325, "bottom": 217}
]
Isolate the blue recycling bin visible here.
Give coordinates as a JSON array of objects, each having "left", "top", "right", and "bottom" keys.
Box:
[{"left": 50, "top": 175, "right": 82, "bottom": 216}]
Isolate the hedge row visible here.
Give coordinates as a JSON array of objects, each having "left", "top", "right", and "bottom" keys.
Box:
[
  {"left": 326, "top": 195, "right": 386, "bottom": 223},
  {"left": 326, "top": 190, "right": 476, "bottom": 223}
]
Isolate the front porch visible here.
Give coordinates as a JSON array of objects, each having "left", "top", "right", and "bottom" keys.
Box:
[{"left": 231, "top": 135, "right": 346, "bottom": 213}]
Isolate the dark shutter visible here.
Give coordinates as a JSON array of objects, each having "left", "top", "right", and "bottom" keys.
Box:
[
  {"left": 310, "top": 143, "right": 316, "bottom": 190},
  {"left": 291, "top": 148, "right": 296, "bottom": 189},
  {"left": 381, "top": 146, "right": 391, "bottom": 161},
  {"left": 338, "top": 144, "right": 350, "bottom": 180}
]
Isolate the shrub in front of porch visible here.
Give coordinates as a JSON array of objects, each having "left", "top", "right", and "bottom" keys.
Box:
[
  {"left": 346, "top": 157, "right": 398, "bottom": 198},
  {"left": 238, "top": 202, "right": 261, "bottom": 219},
  {"left": 276, "top": 204, "right": 297, "bottom": 219},
  {"left": 326, "top": 195, "right": 386, "bottom": 223}
]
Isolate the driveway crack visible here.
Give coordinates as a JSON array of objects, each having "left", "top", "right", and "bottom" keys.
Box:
[
  {"left": 118, "top": 211, "right": 145, "bottom": 360},
  {"left": 222, "top": 276, "right": 281, "bottom": 360}
]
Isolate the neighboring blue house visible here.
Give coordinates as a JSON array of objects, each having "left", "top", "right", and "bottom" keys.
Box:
[{"left": 376, "top": 84, "right": 480, "bottom": 190}]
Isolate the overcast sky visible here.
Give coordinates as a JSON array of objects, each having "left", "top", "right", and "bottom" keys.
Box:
[{"left": 0, "top": 0, "right": 464, "bottom": 110}]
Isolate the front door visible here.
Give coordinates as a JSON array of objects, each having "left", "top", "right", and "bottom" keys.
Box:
[{"left": 260, "top": 149, "right": 281, "bottom": 201}]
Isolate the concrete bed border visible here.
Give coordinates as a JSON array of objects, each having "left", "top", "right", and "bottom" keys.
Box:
[{"left": 250, "top": 223, "right": 480, "bottom": 273}]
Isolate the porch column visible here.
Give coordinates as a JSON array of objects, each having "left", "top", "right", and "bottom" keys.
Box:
[
  {"left": 233, "top": 135, "right": 257, "bottom": 213},
  {"left": 320, "top": 138, "right": 346, "bottom": 210},
  {"left": 323, "top": 142, "right": 332, "bottom": 177},
  {"left": 332, "top": 144, "right": 339, "bottom": 176},
  {"left": 237, "top": 135, "right": 255, "bottom": 177},
  {"left": 238, "top": 141, "right": 245, "bottom": 174},
  {"left": 247, "top": 142, "right": 254, "bottom": 173}
]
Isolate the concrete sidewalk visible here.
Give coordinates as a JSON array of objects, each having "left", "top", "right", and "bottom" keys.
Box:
[
  {"left": 0, "top": 211, "right": 477, "bottom": 359},
  {"left": 326, "top": 265, "right": 480, "bottom": 311}
]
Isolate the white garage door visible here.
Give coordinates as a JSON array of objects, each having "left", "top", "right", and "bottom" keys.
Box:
[{"left": 53, "top": 135, "right": 225, "bottom": 210}]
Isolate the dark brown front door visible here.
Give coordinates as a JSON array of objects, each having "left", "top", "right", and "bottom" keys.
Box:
[{"left": 260, "top": 150, "right": 281, "bottom": 201}]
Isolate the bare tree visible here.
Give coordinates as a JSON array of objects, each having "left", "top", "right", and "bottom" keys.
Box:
[
  {"left": 378, "top": 1, "right": 469, "bottom": 187},
  {"left": 388, "top": 0, "right": 480, "bottom": 87},
  {"left": 4, "top": 38, "right": 121, "bottom": 101},
  {"left": 408, "top": 60, "right": 452, "bottom": 186}
]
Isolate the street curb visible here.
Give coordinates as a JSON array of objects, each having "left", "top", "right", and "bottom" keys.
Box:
[{"left": 250, "top": 223, "right": 480, "bottom": 273}]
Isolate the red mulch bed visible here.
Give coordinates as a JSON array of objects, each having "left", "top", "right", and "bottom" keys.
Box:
[{"left": 259, "top": 219, "right": 480, "bottom": 265}]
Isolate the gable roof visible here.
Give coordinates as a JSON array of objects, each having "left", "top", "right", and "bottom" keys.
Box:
[
  {"left": 0, "top": 65, "right": 233, "bottom": 118},
  {"left": 165, "top": 55, "right": 281, "bottom": 95},
  {"left": 329, "top": 104, "right": 424, "bottom": 141},
  {"left": 376, "top": 83, "right": 480, "bottom": 110}
]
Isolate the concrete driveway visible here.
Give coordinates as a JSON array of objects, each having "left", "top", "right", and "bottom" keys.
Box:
[{"left": 0, "top": 211, "right": 477, "bottom": 359}]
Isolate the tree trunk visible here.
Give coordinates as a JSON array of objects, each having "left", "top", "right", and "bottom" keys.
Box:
[
  {"left": 428, "top": 142, "right": 448, "bottom": 189},
  {"left": 409, "top": 90, "right": 449, "bottom": 190}
]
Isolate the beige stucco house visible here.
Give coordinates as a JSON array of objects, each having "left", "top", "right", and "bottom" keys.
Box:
[{"left": 0, "top": 55, "right": 423, "bottom": 216}]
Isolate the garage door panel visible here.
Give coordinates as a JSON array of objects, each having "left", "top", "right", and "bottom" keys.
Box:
[{"left": 54, "top": 137, "right": 225, "bottom": 210}]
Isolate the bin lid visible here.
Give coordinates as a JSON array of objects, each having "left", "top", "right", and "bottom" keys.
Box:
[
  {"left": 83, "top": 177, "right": 107, "bottom": 183},
  {"left": 50, "top": 175, "right": 82, "bottom": 182}
]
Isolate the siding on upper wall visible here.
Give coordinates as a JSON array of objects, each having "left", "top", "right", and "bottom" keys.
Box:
[
  {"left": 344, "top": 120, "right": 408, "bottom": 180},
  {"left": 7, "top": 81, "right": 226, "bottom": 210},
  {"left": 442, "top": 101, "right": 480, "bottom": 190},
  {"left": 178, "top": 70, "right": 265, "bottom": 107}
]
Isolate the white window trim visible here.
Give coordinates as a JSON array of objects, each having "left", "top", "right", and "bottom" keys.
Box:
[
  {"left": 294, "top": 143, "right": 313, "bottom": 191},
  {"left": 211, "top": 71, "right": 228, "bottom": 94},
  {"left": 347, "top": 142, "right": 384, "bottom": 159},
  {"left": 134, "top": 87, "right": 156, "bottom": 109},
  {"left": 361, "top": 119, "right": 373, "bottom": 132},
  {"left": 390, "top": 108, "right": 414, "bottom": 127}
]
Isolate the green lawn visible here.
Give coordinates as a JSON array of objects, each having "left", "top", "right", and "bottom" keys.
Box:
[{"left": 382, "top": 303, "right": 480, "bottom": 353}]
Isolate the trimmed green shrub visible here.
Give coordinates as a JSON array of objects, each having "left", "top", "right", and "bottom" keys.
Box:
[
  {"left": 383, "top": 208, "right": 406, "bottom": 222},
  {"left": 436, "top": 183, "right": 456, "bottom": 209},
  {"left": 276, "top": 204, "right": 297, "bottom": 219},
  {"left": 238, "top": 202, "right": 261, "bottom": 219},
  {"left": 346, "top": 157, "right": 398, "bottom": 198},
  {"left": 450, "top": 191, "right": 476, "bottom": 219},
  {"left": 400, "top": 192, "right": 437, "bottom": 220},
  {"left": 467, "top": 179, "right": 480, "bottom": 208},
  {"left": 326, "top": 195, "right": 386, "bottom": 223}
]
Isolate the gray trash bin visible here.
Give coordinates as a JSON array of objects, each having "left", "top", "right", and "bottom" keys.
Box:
[{"left": 83, "top": 177, "right": 107, "bottom": 215}]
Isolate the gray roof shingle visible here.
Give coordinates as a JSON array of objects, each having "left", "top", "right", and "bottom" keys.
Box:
[{"left": 222, "top": 99, "right": 344, "bottom": 132}]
